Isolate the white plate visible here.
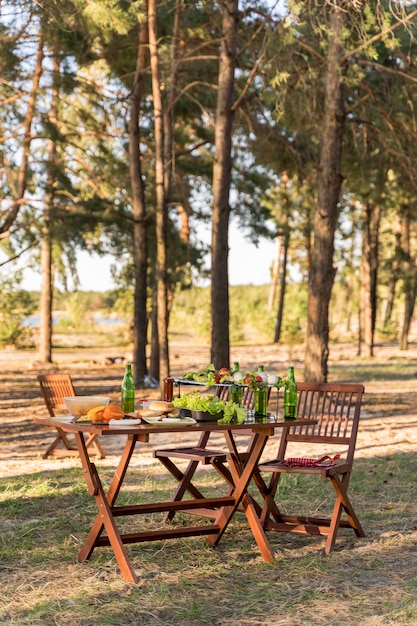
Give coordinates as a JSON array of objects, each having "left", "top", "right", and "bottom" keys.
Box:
[
  {"left": 109, "top": 418, "right": 141, "bottom": 427},
  {"left": 141, "top": 416, "right": 196, "bottom": 426}
]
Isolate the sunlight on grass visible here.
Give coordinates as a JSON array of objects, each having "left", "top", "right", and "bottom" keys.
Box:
[{"left": 1, "top": 454, "right": 417, "bottom": 625}]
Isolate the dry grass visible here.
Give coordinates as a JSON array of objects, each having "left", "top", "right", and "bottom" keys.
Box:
[
  {"left": 2, "top": 455, "right": 417, "bottom": 626},
  {"left": 1, "top": 339, "right": 417, "bottom": 625}
]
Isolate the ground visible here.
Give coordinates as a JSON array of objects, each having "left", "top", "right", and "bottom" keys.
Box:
[{"left": 2, "top": 339, "right": 417, "bottom": 478}]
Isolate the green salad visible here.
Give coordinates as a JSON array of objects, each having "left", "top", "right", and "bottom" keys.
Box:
[
  {"left": 172, "top": 392, "right": 226, "bottom": 415},
  {"left": 172, "top": 392, "right": 247, "bottom": 424}
]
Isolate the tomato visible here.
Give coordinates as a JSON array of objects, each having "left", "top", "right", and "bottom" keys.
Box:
[
  {"left": 255, "top": 375, "right": 263, "bottom": 382},
  {"left": 218, "top": 367, "right": 230, "bottom": 375},
  {"left": 243, "top": 375, "right": 252, "bottom": 384}
]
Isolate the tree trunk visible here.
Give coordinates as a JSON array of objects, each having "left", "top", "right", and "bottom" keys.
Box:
[
  {"left": 384, "top": 214, "right": 401, "bottom": 327},
  {"left": 129, "top": 17, "right": 149, "bottom": 388},
  {"left": 274, "top": 219, "right": 289, "bottom": 343},
  {"left": 149, "top": 0, "right": 169, "bottom": 380},
  {"left": 149, "top": 286, "right": 160, "bottom": 384},
  {"left": 163, "top": 0, "right": 181, "bottom": 197},
  {"left": 38, "top": 232, "right": 53, "bottom": 363},
  {"left": 210, "top": 0, "right": 238, "bottom": 369},
  {"left": 400, "top": 212, "right": 417, "bottom": 350},
  {"left": 39, "top": 47, "right": 58, "bottom": 365},
  {"left": 304, "top": 4, "right": 345, "bottom": 383},
  {"left": 267, "top": 235, "right": 281, "bottom": 312},
  {"left": 358, "top": 201, "right": 380, "bottom": 357},
  {"left": 358, "top": 203, "right": 372, "bottom": 357}
]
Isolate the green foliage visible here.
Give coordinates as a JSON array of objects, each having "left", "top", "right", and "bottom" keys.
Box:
[
  {"left": 0, "top": 277, "right": 36, "bottom": 347},
  {"left": 58, "top": 292, "right": 93, "bottom": 330},
  {"left": 170, "top": 286, "right": 211, "bottom": 343},
  {"left": 169, "top": 282, "right": 309, "bottom": 344}
]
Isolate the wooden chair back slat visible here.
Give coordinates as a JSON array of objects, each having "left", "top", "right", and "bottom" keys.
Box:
[
  {"left": 281, "top": 382, "right": 364, "bottom": 466},
  {"left": 37, "top": 373, "right": 105, "bottom": 459},
  {"left": 37, "top": 374, "right": 76, "bottom": 417}
]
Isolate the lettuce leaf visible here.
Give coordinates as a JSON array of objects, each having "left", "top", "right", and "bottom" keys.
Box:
[{"left": 172, "top": 392, "right": 225, "bottom": 415}]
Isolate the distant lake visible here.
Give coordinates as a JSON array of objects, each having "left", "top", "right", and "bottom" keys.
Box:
[{"left": 22, "top": 315, "right": 126, "bottom": 328}]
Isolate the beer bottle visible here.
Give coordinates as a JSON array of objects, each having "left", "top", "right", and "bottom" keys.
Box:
[
  {"left": 283, "top": 366, "right": 297, "bottom": 420},
  {"left": 121, "top": 363, "right": 135, "bottom": 413}
]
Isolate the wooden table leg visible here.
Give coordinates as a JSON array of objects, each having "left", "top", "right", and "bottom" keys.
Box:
[
  {"left": 75, "top": 433, "right": 140, "bottom": 583},
  {"left": 207, "top": 430, "right": 275, "bottom": 563}
]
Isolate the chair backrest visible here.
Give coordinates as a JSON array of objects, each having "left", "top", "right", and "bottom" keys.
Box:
[
  {"left": 277, "top": 382, "right": 365, "bottom": 467},
  {"left": 37, "top": 374, "right": 76, "bottom": 417}
]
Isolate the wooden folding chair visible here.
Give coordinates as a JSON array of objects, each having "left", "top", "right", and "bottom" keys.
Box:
[
  {"left": 257, "top": 382, "right": 365, "bottom": 553},
  {"left": 154, "top": 385, "right": 268, "bottom": 521},
  {"left": 37, "top": 374, "right": 105, "bottom": 459}
]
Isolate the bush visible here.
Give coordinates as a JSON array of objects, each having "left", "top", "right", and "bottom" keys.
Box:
[{"left": 0, "top": 279, "right": 36, "bottom": 347}]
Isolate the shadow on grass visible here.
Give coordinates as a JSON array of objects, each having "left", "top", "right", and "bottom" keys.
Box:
[{"left": 1, "top": 454, "right": 417, "bottom": 625}]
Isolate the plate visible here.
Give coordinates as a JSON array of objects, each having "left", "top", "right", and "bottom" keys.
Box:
[
  {"left": 72, "top": 418, "right": 105, "bottom": 424},
  {"left": 109, "top": 418, "right": 141, "bottom": 427},
  {"left": 141, "top": 415, "right": 196, "bottom": 426}
]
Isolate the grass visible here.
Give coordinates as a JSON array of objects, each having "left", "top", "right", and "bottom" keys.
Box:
[{"left": 2, "top": 454, "right": 417, "bottom": 626}]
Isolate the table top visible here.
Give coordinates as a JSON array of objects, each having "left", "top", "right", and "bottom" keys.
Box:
[{"left": 34, "top": 415, "right": 316, "bottom": 437}]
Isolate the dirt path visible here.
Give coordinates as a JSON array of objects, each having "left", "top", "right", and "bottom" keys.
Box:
[{"left": 2, "top": 341, "right": 417, "bottom": 478}]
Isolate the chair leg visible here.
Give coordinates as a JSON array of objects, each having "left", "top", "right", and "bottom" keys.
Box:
[
  {"left": 43, "top": 429, "right": 105, "bottom": 460},
  {"left": 325, "top": 474, "right": 365, "bottom": 553},
  {"left": 155, "top": 431, "right": 213, "bottom": 521},
  {"left": 84, "top": 434, "right": 106, "bottom": 459},
  {"left": 158, "top": 457, "right": 207, "bottom": 522},
  {"left": 259, "top": 472, "right": 285, "bottom": 525},
  {"left": 42, "top": 428, "right": 79, "bottom": 458}
]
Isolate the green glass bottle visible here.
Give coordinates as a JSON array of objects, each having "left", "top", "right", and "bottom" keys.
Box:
[
  {"left": 230, "top": 361, "right": 243, "bottom": 404},
  {"left": 254, "top": 386, "right": 268, "bottom": 417},
  {"left": 121, "top": 363, "right": 135, "bottom": 413},
  {"left": 283, "top": 366, "right": 297, "bottom": 420}
]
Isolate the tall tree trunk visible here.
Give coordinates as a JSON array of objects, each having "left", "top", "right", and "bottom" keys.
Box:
[
  {"left": 304, "top": 4, "right": 345, "bottom": 382},
  {"left": 400, "top": 212, "right": 417, "bottom": 350},
  {"left": 358, "top": 202, "right": 372, "bottom": 357},
  {"left": 39, "top": 48, "right": 58, "bottom": 365},
  {"left": 149, "top": 0, "right": 169, "bottom": 381},
  {"left": 210, "top": 0, "right": 238, "bottom": 369},
  {"left": 268, "top": 171, "right": 288, "bottom": 312},
  {"left": 129, "top": 17, "right": 149, "bottom": 388},
  {"left": 149, "top": 287, "right": 160, "bottom": 384},
  {"left": 384, "top": 214, "right": 401, "bottom": 327},
  {"left": 267, "top": 235, "right": 281, "bottom": 312},
  {"left": 163, "top": 0, "right": 181, "bottom": 197},
  {"left": 38, "top": 230, "right": 53, "bottom": 363},
  {"left": 273, "top": 219, "right": 289, "bottom": 343},
  {"left": 359, "top": 201, "right": 380, "bottom": 357}
]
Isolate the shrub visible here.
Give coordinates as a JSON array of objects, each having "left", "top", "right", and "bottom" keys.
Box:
[{"left": 0, "top": 278, "right": 36, "bottom": 347}]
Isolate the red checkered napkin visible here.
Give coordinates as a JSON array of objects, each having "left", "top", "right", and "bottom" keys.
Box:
[{"left": 284, "top": 454, "right": 341, "bottom": 467}]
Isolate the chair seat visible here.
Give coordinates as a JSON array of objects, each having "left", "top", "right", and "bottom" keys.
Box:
[
  {"left": 258, "top": 459, "right": 349, "bottom": 475},
  {"left": 154, "top": 447, "right": 227, "bottom": 464}
]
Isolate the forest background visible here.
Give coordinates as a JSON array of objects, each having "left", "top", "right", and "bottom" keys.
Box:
[{"left": 2, "top": 1, "right": 417, "bottom": 385}]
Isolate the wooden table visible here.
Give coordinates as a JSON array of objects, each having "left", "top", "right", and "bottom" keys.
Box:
[{"left": 34, "top": 415, "right": 315, "bottom": 583}]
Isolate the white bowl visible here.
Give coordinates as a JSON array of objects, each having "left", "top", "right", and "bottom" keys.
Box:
[{"left": 64, "top": 396, "right": 110, "bottom": 417}]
